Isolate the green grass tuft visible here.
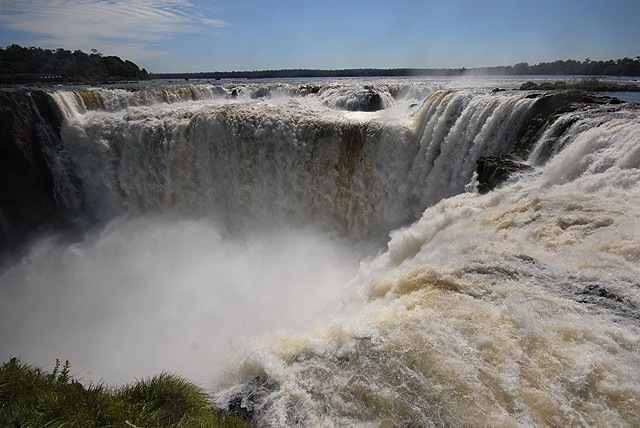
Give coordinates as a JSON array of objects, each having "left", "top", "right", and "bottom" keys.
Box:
[{"left": 0, "top": 357, "right": 251, "bottom": 428}]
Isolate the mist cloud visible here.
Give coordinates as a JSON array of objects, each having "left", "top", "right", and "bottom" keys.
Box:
[{"left": 0, "top": 216, "right": 361, "bottom": 385}]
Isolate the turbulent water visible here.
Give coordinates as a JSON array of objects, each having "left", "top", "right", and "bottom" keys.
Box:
[{"left": 1, "top": 78, "right": 639, "bottom": 426}]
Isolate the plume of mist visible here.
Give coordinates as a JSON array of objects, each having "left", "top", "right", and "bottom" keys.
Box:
[{"left": 0, "top": 215, "right": 362, "bottom": 385}]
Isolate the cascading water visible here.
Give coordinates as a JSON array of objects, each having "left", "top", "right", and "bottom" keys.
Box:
[
  {"left": 1, "top": 79, "right": 638, "bottom": 426},
  {"left": 46, "top": 83, "right": 539, "bottom": 239}
]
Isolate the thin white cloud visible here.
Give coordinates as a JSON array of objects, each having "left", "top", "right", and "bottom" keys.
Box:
[{"left": 0, "top": 0, "right": 228, "bottom": 60}]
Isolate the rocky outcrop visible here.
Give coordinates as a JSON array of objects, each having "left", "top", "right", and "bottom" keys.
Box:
[
  {"left": 476, "top": 155, "right": 533, "bottom": 194},
  {"left": 357, "top": 88, "right": 383, "bottom": 111},
  {"left": 0, "top": 90, "right": 63, "bottom": 258},
  {"left": 512, "top": 91, "right": 621, "bottom": 159},
  {"left": 475, "top": 90, "right": 625, "bottom": 193}
]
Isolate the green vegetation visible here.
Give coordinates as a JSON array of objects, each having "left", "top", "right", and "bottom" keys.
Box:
[
  {"left": 0, "top": 45, "right": 149, "bottom": 85},
  {"left": 0, "top": 357, "right": 251, "bottom": 427},
  {"left": 2, "top": 44, "right": 639, "bottom": 82},
  {"left": 153, "top": 67, "right": 468, "bottom": 80},
  {"left": 500, "top": 57, "right": 640, "bottom": 76},
  {"left": 519, "top": 78, "right": 640, "bottom": 91},
  {"left": 153, "top": 57, "right": 640, "bottom": 80}
]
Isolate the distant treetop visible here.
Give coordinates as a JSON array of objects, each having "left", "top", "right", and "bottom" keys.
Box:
[
  {"left": 151, "top": 57, "right": 640, "bottom": 80},
  {"left": 2, "top": 44, "right": 639, "bottom": 83},
  {"left": 0, "top": 44, "right": 149, "bottom": 85}
]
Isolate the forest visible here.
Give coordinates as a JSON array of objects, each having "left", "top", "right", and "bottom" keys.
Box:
[
  {"left": 2, "top": 44, "right": 639, "bottom": 83},
  {"left": 0, "top": 45, "right": 149, "bottom": 84},
  {"left": 154, "top": 57, "right": 640, "bottom": 80}
]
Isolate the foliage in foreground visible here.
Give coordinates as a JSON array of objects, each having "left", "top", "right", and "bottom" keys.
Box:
[
  {"left": 519, "top": 78, "right": 640, "bottom": 92},
  {"left": 0, "top": 357, "right": 251, "bottom": 428}
]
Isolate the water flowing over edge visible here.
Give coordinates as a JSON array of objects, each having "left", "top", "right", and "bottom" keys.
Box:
[
  {"left": 45, "top": 82, "right": 541, "bottom": 241},
  {"left": 1, "top": 79, "right": 639, "bottom": 427}
]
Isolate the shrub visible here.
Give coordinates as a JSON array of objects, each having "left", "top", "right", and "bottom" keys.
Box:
[{"left": 0, "top": 357, "right": 251, "bottom": 427}]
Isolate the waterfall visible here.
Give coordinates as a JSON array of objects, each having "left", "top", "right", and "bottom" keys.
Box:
[
  {"left": 28, "top": 93, "right": 89, "bottom": 226},
  {"left": 212, "top": 91, "right": 640, "bottom": 427},
  {"left": 48, "top": 84, "right": 540, "bottom": 239},
  {"left": 2, "top": 79, "right": 639, "bottom": 427}
]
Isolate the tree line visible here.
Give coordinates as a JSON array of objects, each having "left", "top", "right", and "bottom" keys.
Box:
[
  {"left": 0, "top": 45, "right": 149, "bottom": 84},
  {"left": 477, "top": 57, "right": 640, "bottom": 77},
  {"left": 2, "top": 44, "right": 638, "bottom": 83},
  {"left": 154, "top": 57, "right": 640, "bottom": 80}
]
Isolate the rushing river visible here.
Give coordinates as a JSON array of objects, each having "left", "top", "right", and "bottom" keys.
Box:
[{"left": 1, "top": 77, "right": 639, "bottom": 426}]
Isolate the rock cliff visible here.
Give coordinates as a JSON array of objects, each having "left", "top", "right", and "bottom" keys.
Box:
[
  {"left": 0, "top": 90, "right": 62, "bottom": 258},
  {"left": 475, "top": 91, "right": 627, "bottom": 193}
]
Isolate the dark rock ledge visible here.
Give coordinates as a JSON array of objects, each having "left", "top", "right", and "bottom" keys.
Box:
[
  {"left": 475, "top": 90, "right": 626, "bottom": 193},
  {"left": 476, "top": 155, "right": 533, "bottom": 194},
  {"left": 0, "top": 90, "right": 64, "bottom": 260}
]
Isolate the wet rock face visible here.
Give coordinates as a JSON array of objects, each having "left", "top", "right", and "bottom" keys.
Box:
[
  {"left": 475, "top": 91, "right": 626, "bottom": 193},
  {"left": 513, "top": 91, "right": 620, "bottom": 158},
  {"left": 0, "top": 90, "right": 59, "bottom": 256},
  {"left": 359, "top": 89, "right": 383, "bottom": 111},
  {"left": 475, "top": 155, "right": 533, "bottom": 194}
]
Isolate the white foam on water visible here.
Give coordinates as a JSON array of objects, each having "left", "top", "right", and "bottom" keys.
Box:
[
  {"left": 213, "top": 98, "right": 640, "bottom": 426},
  {"left": 2, "top": 80, "right": 639, "bottom": 425}
]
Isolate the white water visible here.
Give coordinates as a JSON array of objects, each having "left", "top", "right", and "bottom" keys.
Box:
[
  {"left": 46, "top": 82, "right": 536, "bottom": 239},
  {"left": 0, "top": 218, "right": 360, "bottom": 383},
  {"left": 1, "top": 79, "right": 639, "bottom": 426}
]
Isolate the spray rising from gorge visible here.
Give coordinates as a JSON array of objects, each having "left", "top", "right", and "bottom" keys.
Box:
[{"left": 1, "top": 79, "right": 639, "bottom": 426}]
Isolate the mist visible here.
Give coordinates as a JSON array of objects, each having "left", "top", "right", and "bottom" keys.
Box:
[{"left": 0, "top": 215, "right": 363, "bottom": 385}]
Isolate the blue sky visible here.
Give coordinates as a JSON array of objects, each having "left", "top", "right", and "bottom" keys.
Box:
[{"left": 0, "top": 0, "right": 638, "bottom": 73}]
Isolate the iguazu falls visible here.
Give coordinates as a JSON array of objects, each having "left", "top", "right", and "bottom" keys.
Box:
[{"left": 1, "top": 77, "right": 639, "bottom": 426}]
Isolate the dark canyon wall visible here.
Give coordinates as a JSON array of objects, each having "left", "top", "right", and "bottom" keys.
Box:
[{"left": 0, "top": 90, "right": 63, "bottom": 257}]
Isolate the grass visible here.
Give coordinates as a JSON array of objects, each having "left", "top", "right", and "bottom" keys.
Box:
[
  {"left": 0, "top": 357, "right": 251, "bottom": 428},
  {"left": 519, "top": 78, "right": 640, "bottom": 91}
]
